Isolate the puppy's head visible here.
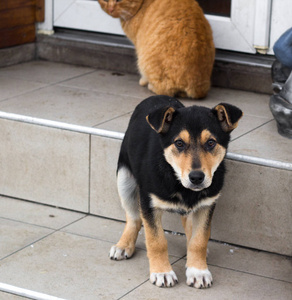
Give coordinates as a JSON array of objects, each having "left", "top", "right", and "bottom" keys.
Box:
[{"left": 146, "top": 103, "right": 243, "bottom": 191}]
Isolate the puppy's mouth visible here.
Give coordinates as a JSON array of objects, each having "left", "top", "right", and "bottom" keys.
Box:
[{"left": 181, "top": 178, "right": 211, "bottom": 192}]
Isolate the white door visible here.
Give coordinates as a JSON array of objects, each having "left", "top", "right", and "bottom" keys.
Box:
[
  {"left": 52, "top": 0, "right": 291, "bottom": 55},
  {"left": 53, "top": 0, "right": 124, "bottom": 35}
]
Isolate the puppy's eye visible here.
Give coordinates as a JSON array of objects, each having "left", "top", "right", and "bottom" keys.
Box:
[
  {"left": 174, "top": 139, "right": 185, "bottom": 150},
  {"left": 206, "top": 139, "right": 217, "bottom": 150}
]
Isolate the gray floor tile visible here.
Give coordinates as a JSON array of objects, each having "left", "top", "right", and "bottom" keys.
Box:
[
  {"left": 96, "top": 112, "right": 132, "bottom": 133},
  {"left": 62, "top": 215, "right": 187, "bottom": 258},
  {"left": 0, "top": 85, "right": 142, "bottom": 127},
  {"left": 0, "top": 218, "right": 53, "bottom": 260},
  {"left": 0, "top": 61, "right": 94, "bottom": 84},
  {"left": 123, "top": 259, "right": 292, "bottom": 300},
  {"left": 0, "top": 77, "right": 46, "bottom": 102},
  {"left": 229, "top": 120, "right": 292, "bottom": 163},
  {"left": 207, "top": 241, "right": 292, "bottom": 283},
  {"left": 63, "top": 216, "right": 291, "bottom": 283},
  {"left": 183, "top": 87, "right": 273, "bottom": 119},
  {"left": 0, "top": 292, "right": 26, "bottom": 299},
  {"left": 0, "top": 231, "right": 178, "bottom": 300},
  {"left": 0, "top": 196, "right": 85, "bottom": 230},
  {"left": 60, "top": 69, "right": 153, "bottom": 99}
]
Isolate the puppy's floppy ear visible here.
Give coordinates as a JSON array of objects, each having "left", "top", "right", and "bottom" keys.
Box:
[
  {"left": 146, "top": 106, "right": 176, "bottom": 133},
  {"left": 212, "top": 103, "right": 243, "bottom": 132}
]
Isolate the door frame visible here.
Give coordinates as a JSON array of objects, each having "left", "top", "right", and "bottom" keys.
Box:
[{"left": 38, "top": 0, "right": 290, "bottom": 55}]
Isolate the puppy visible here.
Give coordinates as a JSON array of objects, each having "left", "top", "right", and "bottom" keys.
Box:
[{"left": 110, "top": 95, "right": 242, "bottom": 288}]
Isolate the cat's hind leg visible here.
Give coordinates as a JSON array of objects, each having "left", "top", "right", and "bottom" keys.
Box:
[
  {"left": 138, "top": 69, "right": 148, "bottom": 86},
  {"left": 185, "top": 81, "right": 210, "bottom": 99},
  {"left": 109, "top": 167, "right": 142, "bottom": 260},
  {"left": 147, "top": 82, "right": 177, "bottom": 97},
  {"left": 139, "top": 76, "right": 148, "bottom": 87}
]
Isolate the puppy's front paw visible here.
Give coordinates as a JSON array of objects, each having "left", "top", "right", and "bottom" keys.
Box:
[
  {"left": 186, "top": 267, "right": 213, "bottom": 289},
  {"left": 109, "top": 245, "right": 134, "bottom": 260},
  {"left": 150, "top": 271, "right": 178, "bottom": 287}
]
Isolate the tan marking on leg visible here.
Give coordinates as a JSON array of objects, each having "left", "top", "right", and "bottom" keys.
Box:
[
  {"left": 181, "top": 214, "right": 192, "bottom": 247},
  {"left": 142, "top": 210, "right": 172, "bottom": 274},
  {"left": 186, "top": 207, "right": 212, "bottom": 270},
  {"left": 110, "top": 213, "right": 142, "bottom": 260}
]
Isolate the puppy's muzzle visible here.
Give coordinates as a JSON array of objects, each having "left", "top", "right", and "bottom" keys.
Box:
[
  {"left": 189, "top": 171, "right": 205, "bottom": 185},
  {"left": 186, "top": 170, "right": 209, "bottom": 191}
]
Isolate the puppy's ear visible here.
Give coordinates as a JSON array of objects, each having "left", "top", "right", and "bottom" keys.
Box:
[
  {"left": 146, "top": 106, "right": 176, "bottom": 133},
  {"left": 212, "top": 103, "right": 243, "bottom": 132}
]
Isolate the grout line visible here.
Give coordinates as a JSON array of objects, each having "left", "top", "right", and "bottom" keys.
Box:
[
  {"left": 0, "top": 68, "right": 97, "bottom": 103},
  {"left": 0, "top": 194, "right": 89, "bottom": 215},
  {"left": 54, "top": 69, "right": 97, "bottom": 85},
  {"left": 0, "top": 83, "right": 51, "bottom": 103},
  {"left": 0, "top": 216, "right": 63, "bottom": 232},
  {"left": 117, "top": 279, "right": 149, "bottom": 300},
  {"left": 0, "top": 214, "right": 87, "bottom": 262},
  {"left": 92, "top": 110, "right": 133, "bottom": 128},
  {"left": 230, "top": 118, "right": 274, "bottom": 142},
  {"left": 209, "top": 238, "right": 291, "bottom": 259},
  {"left": 207, "top": 263, "right": 292, "bottom": 284},
  {"left": 118, "top": 256, "right": 186, "bottom": 299},
  {"left": 57, "top": 81, "right": 148, "bottom": 101}
]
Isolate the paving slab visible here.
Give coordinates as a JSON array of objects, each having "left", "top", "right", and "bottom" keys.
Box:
[
  {"left": 0, "top": 77, "right": 46, "bottom": 102},
  {"left": 61, "top": 215, "right": 187, "bottom": 258},
  {"left": 0, "top": 85, "right": 142, "bottom": 127},
  {"left": 0, "top": 218, "right": 53, "bottom": 260},
  {"left": 123, "top": 259, "right": 292, "bottom": 300},
  {"left": 0, "top": 61, "right": 94, "bottom": 84},
  {"left": 0, "top": 231, "right": 178, "bottom": 300},
  {"left": 0, "top": 196, "right": 85, "bottom": 230}
]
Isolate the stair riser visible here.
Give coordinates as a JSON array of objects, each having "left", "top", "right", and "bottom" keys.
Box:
[{"left": 1, "top": 119, "right": 290, "bottom": 255}]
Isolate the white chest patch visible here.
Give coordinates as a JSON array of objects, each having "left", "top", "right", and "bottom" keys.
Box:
[{"left": 150, "top": 193, "right": 220, "bottom": 214}]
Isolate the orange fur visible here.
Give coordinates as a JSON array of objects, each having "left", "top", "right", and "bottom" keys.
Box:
[{"left": 98, "top": 0, "right": 215, "bottom": 99}]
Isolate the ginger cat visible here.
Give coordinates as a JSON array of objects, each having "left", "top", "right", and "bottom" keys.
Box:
[{"left": 98, "top": 0, "right": 215, "bottom": 98}]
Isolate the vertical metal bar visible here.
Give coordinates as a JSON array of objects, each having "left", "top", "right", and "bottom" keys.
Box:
[{"left": 253, "top": 0, "right": 272, "bottom": 54}]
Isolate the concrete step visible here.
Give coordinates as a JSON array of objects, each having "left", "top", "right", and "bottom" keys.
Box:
[
  {"left": 0, "top": 61, "right": 291, "bottom": 256},
  {"left": 37, "top": 29, "right": 274, "bottom": 94}
]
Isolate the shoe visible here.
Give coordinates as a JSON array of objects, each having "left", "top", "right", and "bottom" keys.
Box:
[
  {"left": 270, "top": 72, "right": 292, "bottom": 139},
  {"left": 271, "top": 60, "right": 291, "bottom": 83}
]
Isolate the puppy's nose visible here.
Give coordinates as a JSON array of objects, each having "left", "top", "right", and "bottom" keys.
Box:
[{"left": 189, "top": 171, "right": 205, "bottom": 185}]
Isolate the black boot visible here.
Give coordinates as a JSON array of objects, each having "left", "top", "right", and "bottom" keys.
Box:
[
  {"left": 271, "top": 60, "right": 291, "bottom": 93},
  {"left": 270, "top": 72, "right": 292, "bottom": 139}
]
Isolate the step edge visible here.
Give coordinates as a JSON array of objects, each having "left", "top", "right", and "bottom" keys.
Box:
[
  {"left": 44, "top": 30, "right": 274, "bottom": 68},
  {"left": 1, "top": 111, "right": 291, "bottom": 171}
]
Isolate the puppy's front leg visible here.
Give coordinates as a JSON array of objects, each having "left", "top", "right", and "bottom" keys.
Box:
[
  {"left": 186, "top": 204, "right": 216, "bottom": 289},
  {"left": 142, "top": 209, "right": 178, "bottom": 287}
]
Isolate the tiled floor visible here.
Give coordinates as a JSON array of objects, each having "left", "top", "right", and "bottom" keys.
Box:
[
  {"left": 0, "top": 61, "right": 291, "bottom": 299},
  {"left": 0, "top": 196, "right": 291, "bottom": 300},
  {"left": 0, "top": 61, "right": 291, "bottom": 164}
]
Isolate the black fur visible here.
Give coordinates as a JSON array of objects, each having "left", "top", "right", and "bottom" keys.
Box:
[{"left": 118, "top": 95, "right": 241, "bottom": 219}]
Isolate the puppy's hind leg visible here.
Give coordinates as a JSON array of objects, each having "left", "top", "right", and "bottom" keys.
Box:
[{"left": 109, "top": 167, "right": 142, "bottom": 260}]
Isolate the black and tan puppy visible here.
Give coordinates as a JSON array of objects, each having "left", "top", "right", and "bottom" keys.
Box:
[{"left": 110, "top": 95, "right": 242, "bottom": 288}]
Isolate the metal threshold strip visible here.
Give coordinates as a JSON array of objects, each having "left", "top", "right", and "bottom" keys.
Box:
[
  {"left": 0, "top": 111, "right": 291, "bottom": 171},
  {"left": 0, "top": 282, "right": 66, "bottom": 300}
]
